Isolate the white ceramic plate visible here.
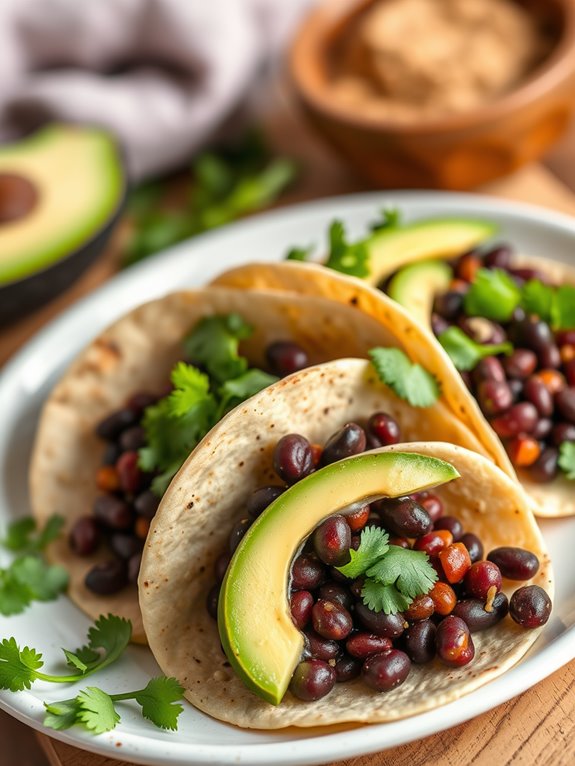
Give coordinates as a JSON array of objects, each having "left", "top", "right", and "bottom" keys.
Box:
[{"left": 1, "top": 191, "right": 575, "bottom": 766}]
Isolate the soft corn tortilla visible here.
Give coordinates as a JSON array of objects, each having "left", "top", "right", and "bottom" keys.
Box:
[
  {"left": 139, "top": 360, "right": 552, "bottom": 728},
  {"left": 210, "top": 259, "right": 574, "bottom": 517},
  {"left": 30, "top": 286, "right": 487, "bottom": 643}
]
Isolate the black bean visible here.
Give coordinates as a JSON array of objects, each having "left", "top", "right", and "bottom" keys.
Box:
[
  {"left": 552, "top": 422, "right": 575, "bottom": 445},
  {"left": 460, "top": 533, "right": 484, "bottom": 563},
  {"left": 93, "top": 495, "right": 133, "bottom": 530},
  {"left": 355, "top": 602, "right": 405, "bottom": 638},
  {"left": 362, "top": 649, "right": 411, "bottom": 692},
  {"left": 265, "top": 341, "right": 309, "bottom": 377},
  {"left": 291, "top": 553, "right": 326, "bottom": 591},
  {"left": 313, "top": 515, "right": 351, "bottom": 566},
  {"left": 321, "top": 423, "right": 367, "bottom": 465},
  {"left": 312, "top": 599, "right": 353, "bottom": 641},
  {"left": 484, "top": 244, "right": 513, "bottom": 270},
  {"left": 228, "top": 518, "right": 251, "bottom": 554},
  {"left": 433, "top": 291, "right": 464, "bottom": 320},
  {"left": 134, "top": 490, "right": 160, "bottom": 519},
  {"left": 85, "top": 560, "right": 128, "bottom": 595},
  {"left": 555, "top": 388, "right": 575, "bottom": 424},
  {"left": 69, "top": 516, "right": 100, "bottom": 556},
  {"left": 273, "top": 434, "right": 314, "bottom": 484},
  {"left": 246, "top": 485, "right": 285, "bottom": 519},
  {"left": 206, "top": 584, "right": 220, "bottom": 619},
  {"left": 95, "top": 409, "right": 137, "bottom": 441},
  {"left": 334, "top": 655, "right": 362, "bottom": 683},
  {"left": 523, "top": 377, "right": 554, "bottom": 417},
  {"left": 487, "top": 547, "right": 540, "bottom": 580},
  {"left": 403, "top": 620, "right": 436, "bottom": 663},
  {"left": 289, "top": 659, "right": 336, "bottom": 701},
  {"left": 119, "top": 426, "right": 147, "bottom": 452},
  {"left": 435, "top": 616, "right": 475, "bottom": 666},
  {"left": 318, "top": 582, "right": 354, "bottom": 611},
  {"left": 525, "top": 446, "right": 559, "bottom": 483},
  {"left": 376, "top": 497, "right": 432, "bottom": 538},
  {"left": 452, "top": 592, "right": 509, "bottom": 632},
  {"left": 434, "top": 515, "right": 463, "bottom": 541},
  {"left": 110, "top": 533, "right": 142, "bottom": 560},
  {"left": 509, "top": 585, "right": 552, "bottom": 628},
  {"left": 303, "top": 630, "right": 340, "bottom": 660}
]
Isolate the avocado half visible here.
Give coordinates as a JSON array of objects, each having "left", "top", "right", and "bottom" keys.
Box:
[
  {"left": 218, "top": 450, "right": 459, "bottom": 705},
  {"left": 0, "top": 124, "right": 125, "bottom": 325}
]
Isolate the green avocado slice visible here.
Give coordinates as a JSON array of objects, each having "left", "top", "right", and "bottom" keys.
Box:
[
  {"left": 388, "top": 259, "right": 453, "bottom": 327},
  {"left": 366, "top": 218, "right": 496, "bottom": 286},
  {"left": 0, "top": 124, "right": 124, "bottom": 285},
  {"left": 218, "top": 450, "right": 459, "bottom": 705}
]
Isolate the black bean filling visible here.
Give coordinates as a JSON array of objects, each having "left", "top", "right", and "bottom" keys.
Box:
[
  {"left": 428, "top": 243, "right": 575, "bottom": 482},
  {"left": 71, "top": 340, "right": 310, "bottom": 595},
  {"left": 210, "top": 415, "right": 551, "bottom": 702}
]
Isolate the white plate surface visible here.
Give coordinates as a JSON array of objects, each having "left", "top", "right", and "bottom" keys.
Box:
[{"left": 1, "top": 191, "right": 575, "bottom": 766}]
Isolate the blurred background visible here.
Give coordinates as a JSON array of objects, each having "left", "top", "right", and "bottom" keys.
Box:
[
  {"left": 1, "top": 1, "right": 575, "bottom": 764},
  {"left": 1, "top": 0, "right": 575, "bottom": 339}
]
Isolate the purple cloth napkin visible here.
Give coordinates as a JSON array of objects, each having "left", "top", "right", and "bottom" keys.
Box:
[{"left": 0, "top": 0, "right": 312, "bottom": 180}]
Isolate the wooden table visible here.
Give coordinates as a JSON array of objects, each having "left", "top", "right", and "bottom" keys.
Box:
[{"left": 2, "top": 99, "right": 575, "bottom": 766}]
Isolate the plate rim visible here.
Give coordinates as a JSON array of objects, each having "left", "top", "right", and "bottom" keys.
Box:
[{"left": 1, "top": 188, "right": 575, "bottom": 766}]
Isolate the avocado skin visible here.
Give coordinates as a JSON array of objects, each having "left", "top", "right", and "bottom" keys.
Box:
[{"left": 0, "top": 201, "right": 124, "bottom": 326}]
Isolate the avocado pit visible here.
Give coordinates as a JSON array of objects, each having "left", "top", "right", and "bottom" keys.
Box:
[{"left": 0, "top": 172, "right": 39, "bottom": 224}]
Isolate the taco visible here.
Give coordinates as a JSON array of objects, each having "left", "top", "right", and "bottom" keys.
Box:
[
  {"left": 139, "top": 358, "right": 552, "bottom": 728},
  {"left": 211, "top": 253, "right": 575, "bottom": 517},
  {"left": 30, "top": 282, "right": 489, "bottom": 643}
]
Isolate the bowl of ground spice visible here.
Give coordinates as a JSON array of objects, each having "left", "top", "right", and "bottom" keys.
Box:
[{"left": 289, "top": 0, "right": 575, "bottom": 189}]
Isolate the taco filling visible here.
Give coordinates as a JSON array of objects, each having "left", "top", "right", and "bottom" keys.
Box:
[
  {"left": 212, "top": 424, "right": 551, "bottom": 706},
  {"left": 139, "top": 359, "right": 552, "bottom": 729},
  {"left": 384, "top": 239, "right": 575, "bottom": 501}
]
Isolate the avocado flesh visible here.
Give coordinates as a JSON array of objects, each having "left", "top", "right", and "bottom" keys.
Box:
[
  {"left": 0, "top": 125, "right": 123, "bottom": 284},
  {"left": 388, "top": 259, "right": 453, "bottom": 327},
  {"left": 218, "top": 450, "right": 459, "bottom": 705},
  {"left": 366, "top": 218, "right": 496, "bottom": 286}
]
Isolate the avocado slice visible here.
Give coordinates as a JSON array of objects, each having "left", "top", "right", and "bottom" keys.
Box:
[
  {"left": 218, "top": 450, "right": 459, "bottom": 705},
  {"left": 388, "top": 259, "right": 452, "bottom": 327},
  {"left": 365, "top": 218, "right": 496, "bottom": 286},
  {"left": 0, "top": 124, "right": 124, "bottom": 285}
]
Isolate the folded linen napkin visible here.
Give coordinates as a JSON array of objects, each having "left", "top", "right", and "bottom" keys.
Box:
[{"left": 0, "top": 0, "right": 312, "bottom": 180}]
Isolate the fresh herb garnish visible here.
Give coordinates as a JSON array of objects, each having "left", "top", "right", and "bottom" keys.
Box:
[
  {"left": 0, "top": 514, "right": 68, "bottom": 616},
  {"left": 122, "top": 131, "right": 297, "bottom": 267},
  {"left": 370, "top": 208, "right": 402, "bottom": 232},
  {"left": 369, "top": 347, "right": 440, "bottom": 407},
  {"left": 437, "top": 326, "right": 513, "bottom": 371},
  {"left": 285, "top": 245, "right": 314, "bottom": 262},
  {"left": 558, "top": 441, "right": 575, "bottom": 480},
  {"left": 464, "top": 268, "right": 521, "bottom": 322},
  {"left": 336, "top": 526, "right": 437, "bottom": 614},
  {"left": 43, "top": 676, "right": 184, "bottom": 733},
  {"left": 550, "top": 286, "right": 575, "bottom": 331},
  {"left": 139, "top": 316, "right": 278, "bottom": 494},
  {"left": 521, "top": 279, "right": 555, "bottom": 322},
  {"left": 324, "top": 221, "right": 370, "bottom": 278},
  {"left": 0, "top": 615, "right": 131, "bottom": 689},
  {"left": 1, "top": 513, "right": 64, "bottom": 554},
  {"left": 183, "top": 314, "right": 252, "bottom": 383}
]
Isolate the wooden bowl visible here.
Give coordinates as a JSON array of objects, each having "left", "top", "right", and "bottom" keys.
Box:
[{"left": 289, "top": 0, "right": 575, "bottom": 189}]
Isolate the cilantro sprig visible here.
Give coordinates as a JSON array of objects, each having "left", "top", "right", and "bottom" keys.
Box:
[
  {"left": 336, "top": 526, "right": 437, "bottom": 614},
  {"left": 558, "top": 442, "right": 575, "bottom": 480},
  {"left": 0, "top": 514, "right": 68, "bottom": 616},
  {"left": 43, "top": 677, "right": 184, "bottom": 733},
  {"left": 324, "top": 221, "right": 370, "bottom": 278},
  {"left": 463, "top": 268, "right": 521, "bottom": 322},
  {"left": 437, "top": 327, "right": 513, "bottom": 372},
  {"left": 521, "top": 280, "right": 575, "bottom": 330},
  {"left": 0, "top": 615, "right": 131, "bottom": 689},
  {"left": 369, "top": 347, "right": 440, "bottom": 407},
  {"left": 139, "top": 315, "right": 278, "bottom": 494}
]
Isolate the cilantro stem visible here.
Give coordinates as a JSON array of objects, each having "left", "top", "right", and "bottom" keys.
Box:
[
  {"left": 109, "top": 689, "right": 144, "bottom": 702},
  {"left": 34, "top": 671, "right": 88, "bottom": 684}
]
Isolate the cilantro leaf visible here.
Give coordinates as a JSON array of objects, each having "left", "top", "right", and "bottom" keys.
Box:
[
  {"left": 361, "top": 580, "right": 412, "bottom": 614},
  {"left": 324, "top": 221, "right": 370, "bottom": 278},
  {"left": 521, "top": 280, "right": 554, "bottom": 322},
  {"left": 336, "top": 526, "right": 389, "bottom": 578},
  {"left": 0, "top": 638, "right": 43, "bottom": 691},
  {"left": 285, "top": 245, "right": 314, "bottom": 261},
  {"left": 43, "top": 698, "right": 80, "bottom": 731},
  {"left": 0, "top": 615, "right": 132, "bottom": 689},
  {"left": 558, "top": 441, "right": 575, "bottom": 480},
  {"left": 464, "top": 268, "right": 521, "bottom": 322},
  {"left": 43, "top": 677, "right": 185, "bottom": 735},
  {"left": 133, "top": 677, "right": 185, "bottom": 731},
  {"left": 168, "top": 363, "right": 214, "bottom": 418},
  {"left": 183, "top": 314, "right": 253, "bottom": 383},
  {"left": 0, "top": 569, "right": 33, "bottom": 616},
  {"left": 369, "top": 347, "right": 440, "bottom": 407},
  {"left": 438, "top": 327, "right": 513, "bottom": 371},
  {"left": 76, "top": 687, "right": 121, "bottom": 734},
  {"left": 1, "top": 514, "right": 64, "bottom": 554},
  {"left": 551, "top": 286, "right": 575, "bottom": 331},
  {"left": 69, "top": 614, "right": 132, "bottom": 676},
  {"left": 370, "top": 208, "right": 402, "bottom": 232},
  {"left": 217, "top": 369, "right": 278, "bottom": 418},
  {"left": 9, "top": 556, "right": 68, "bottom": 602},
  {"left": 367, "top": 546, "right": 438, "bottom": 598}
]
